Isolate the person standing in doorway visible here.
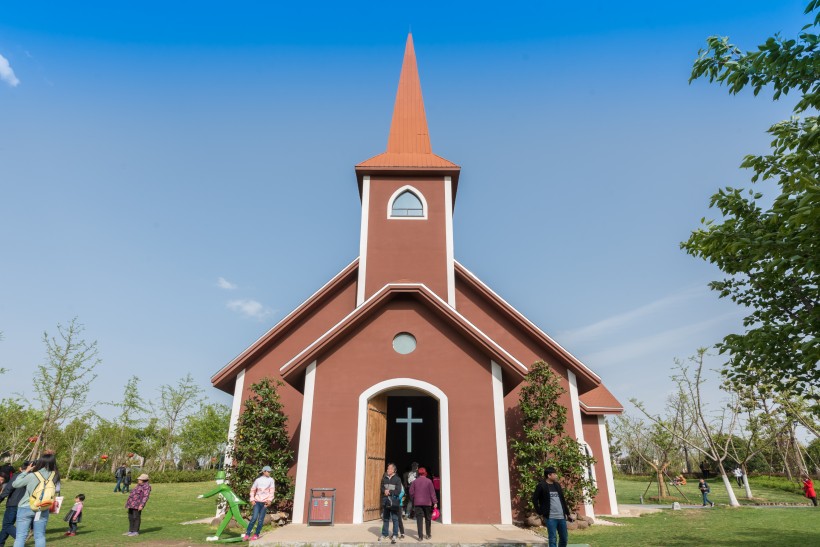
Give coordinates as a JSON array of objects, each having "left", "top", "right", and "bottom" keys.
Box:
[
  {"left": 379, "top": 463, "right": 402, "bottom": 544},
  {"left": 533, "top": 466, "right": 572, "bottom": 547},
  {"left": 802, "top": 474, "right": 817, "bottom": 506},
  {"left": 402, "top": 462, "right": 418, "bottom": 520},
  {"left": 124, "top": 473, "right": 151, "bottom": 536},
  {"left": 409, "top": 467, "right": 437, "bottom": 541},
  {"left": 243, "top": 465, "right": 275, "bottom": 541},
  {"left": 698, "top": 479, "right": 714, "bottom": 507}
]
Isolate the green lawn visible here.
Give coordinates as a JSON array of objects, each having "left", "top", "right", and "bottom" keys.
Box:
[
  {"left": 612, "top": 475, "right": 810, "bottom": 505},
  {"left": 25, "top": 480, "right": 238, "bottom": 545},
  {"left": 569, "top": 506, "right": 820, "bottom": 547}
]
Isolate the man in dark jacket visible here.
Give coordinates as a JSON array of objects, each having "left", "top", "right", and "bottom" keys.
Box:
[
  {"left": 532, "top": 466, "right": 572, "bottom": 547},
  {"left": 379, "top": 463, "right": 403, "bottom": 544},
  {"left": 0, "top": 462, "right": 29, "bottom": 546}
]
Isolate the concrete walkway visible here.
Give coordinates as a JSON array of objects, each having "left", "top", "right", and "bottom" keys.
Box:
[{"left": 252, "top": 522, "right": 554, "bottom": 546}]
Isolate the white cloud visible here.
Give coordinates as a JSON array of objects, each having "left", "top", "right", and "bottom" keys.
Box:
[
  {"left": 0, "top": 54, "right": 20, "bottom": 87},
  {"left": 580, "top": 311, "right": 740, "bottom": 367},
  {"left": 556, "top": 286, "right": 707, "bottom": 345},
  {"left": 227, "top": 299, "right": 271, "bottom": 320},
  {"left": 217, "top": 277, "right": 238, "bottom": 290}
]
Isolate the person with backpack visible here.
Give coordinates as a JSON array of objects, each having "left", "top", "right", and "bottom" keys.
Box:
[
  {"left": 698, "top": 479, "right": 715, "bottom": 507},
  {"left": 11, "top": 453, "right": 61, "bottom": 547}
]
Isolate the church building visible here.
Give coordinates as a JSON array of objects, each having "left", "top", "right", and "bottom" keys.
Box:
[{"left": 211, "top": 34, "right": 622, "bottom": 525}]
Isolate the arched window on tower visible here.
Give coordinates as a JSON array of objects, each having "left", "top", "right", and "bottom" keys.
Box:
[{"left": 390, "top": 189, "right": 425, "bottom": 218}]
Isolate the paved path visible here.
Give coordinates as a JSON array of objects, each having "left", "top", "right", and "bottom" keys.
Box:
[{"left": 252, "top": 522, "right": 554, "bottom": 546}]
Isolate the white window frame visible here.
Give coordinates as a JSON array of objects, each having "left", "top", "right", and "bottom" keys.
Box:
[{"left": 387, "top": 185, "right": 428, "bottom": 220}]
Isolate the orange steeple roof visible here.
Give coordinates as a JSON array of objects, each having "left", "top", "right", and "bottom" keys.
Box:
[{"left": 357, "top": 34, "right": 459, "bottom": 170}]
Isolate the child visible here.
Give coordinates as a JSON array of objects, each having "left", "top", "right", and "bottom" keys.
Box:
[
  {"left": 698, "top": 479, "right": 714, "bottom": 507},
  {"left": 64, "top": 494, "right": 85, "bottom": 536}
]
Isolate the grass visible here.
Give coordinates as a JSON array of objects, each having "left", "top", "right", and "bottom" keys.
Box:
[
  {"left": 613, "top": 474, "right": 810, "bottom": 505},
  {"left": 25, "top": 480, "right": 241, "bottom": 545},
  {"left": 21, "top": 478, "right": 816, "bottom": 546},
  {"left": 568, "top": 506, "right": 820, "bottom": 547}
]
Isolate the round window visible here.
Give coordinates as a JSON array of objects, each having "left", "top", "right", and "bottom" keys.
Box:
[{"left": 392, "top": 333, "right": 417, "bottom": 355}]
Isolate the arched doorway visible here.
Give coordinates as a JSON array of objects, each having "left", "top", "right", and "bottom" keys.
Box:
[{"left": 353, "top": 379, "right": 451, "bottom": 524}]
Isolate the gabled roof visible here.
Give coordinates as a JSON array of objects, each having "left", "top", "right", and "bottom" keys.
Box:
[
  {"left": 356, "top": 34, "right": 460, "bottom": 186},
  {"left": 278, "top": 283, "right": 528, "bottom": 393},
  {"left": 579, "top": 385, "right": 624, "bottom": 415},
  {"left": 210, "top": 259, "right": 359, "bottom": 392},
  {"left": 455, "top": 261, "right": 603, "bottom": 388}
]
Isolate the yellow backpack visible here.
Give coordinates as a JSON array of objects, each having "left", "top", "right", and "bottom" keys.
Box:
[{"left": 29, "top": 471, "right": 56, "bottom": 511}]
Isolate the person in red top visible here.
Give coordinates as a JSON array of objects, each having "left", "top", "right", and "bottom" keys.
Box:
[
  {"left": 802, "top": 474, "right": 817, "bottom": 506},
  {"left": 408, "top": 467, "right": 437, "bottom": 541}
]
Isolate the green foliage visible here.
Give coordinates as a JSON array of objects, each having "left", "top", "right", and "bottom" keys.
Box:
[
  {"left": 510, "top": 361, "right": 597, "bottom": 512},
  {"left": 683, "top": 1, "right": 820, "bottom": 399},
  {"left": 226, "top": 377, "right": 294, "bottom": 514},
  {"left": 66, "top": 469, "right": 213, "bottom": 483},
  {"left": 0, "top": 398, "right": 43, "bottom": 461},
  {"left": 178, "top": 403, "right": 231, "bottom": 469}
]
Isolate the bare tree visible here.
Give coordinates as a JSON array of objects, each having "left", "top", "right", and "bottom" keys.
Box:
[
  {"left": 29, "top": 318, "right": 99, "bottom": 458},
  {"left": 153, "top": 374, "right": 202, "bottom": 471},
  {"left": 635, "top": 348, "right": 742, "bottom": 506}
]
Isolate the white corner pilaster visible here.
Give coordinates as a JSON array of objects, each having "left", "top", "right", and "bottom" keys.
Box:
[
  {"left": 567, "top": 370, "right": 594, "bottom": 518},
  {"left": 357, "top": 176, "right": 371, "bottom": 306},
  {"left": 444, "top": 176, "right": 455, "bottom": 308},
  {"left": 224, "top": 368, "right": 246, "bottom": 468},
  {"left": 598, "top": 415, "right": 619, "bottom": 515},
  {"left": 491, "top": 361, "right": 513, "bottom": 524},
  {"left": 291, "top": 361, "right": 317, "bottom": 524}
]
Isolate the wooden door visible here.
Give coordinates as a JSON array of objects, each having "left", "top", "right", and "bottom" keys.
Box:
[{"left": 363, "top": 394, "right": 387, "bottom": 521}]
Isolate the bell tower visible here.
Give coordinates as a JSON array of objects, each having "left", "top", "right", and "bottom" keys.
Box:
[{"left": 355, "top": 34, "right": 461, "bottom": 307}]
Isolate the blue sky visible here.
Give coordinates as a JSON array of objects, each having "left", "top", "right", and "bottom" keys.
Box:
[{"left": 0, "top": 1, "right": 807, "bottom": 417}]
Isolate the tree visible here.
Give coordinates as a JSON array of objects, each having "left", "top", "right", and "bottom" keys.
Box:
[
  {"left": 613, "top": 392, "right": 692, "bottom": 499},
  {"left": 107, "top": 376, "right": 148, "bottom": 470},
  {"left": 178, "top": 403, "right": 231, "bottom": 469},
  {"left": 54, "top": 413, "right": 94, "bottom": 478},
  {"left": 226, "top": 378, "right": 294, "bottom": 514},
  {"left": 510, "top": 360, "right": 597, "bottom": 514},
  {"left": 0, "top": 398, "right": 42, "bottom": 461},
  {"left": 635, "top": 349, "right": 742, "bottom": 506},
  {"left": 29, "top": 318, "right": 100, "bottom": 458},
  {"left": 153, "top": 373, "right": 202, "bottom": 471},
  {"left": 682, "top": 1, "right": 820, "bottom": 400}
]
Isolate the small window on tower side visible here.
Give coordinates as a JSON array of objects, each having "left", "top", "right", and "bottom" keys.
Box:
[{"left": 390, "top": 190, "right": 424, "bottom": 218}]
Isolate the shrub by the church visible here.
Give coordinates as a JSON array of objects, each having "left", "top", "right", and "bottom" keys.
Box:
[
  {"left": 510, "top": 360, "right": 597, "bottom": 515},
  {"left": 226, "top": 377, "right": 295, "bottom": 516}
]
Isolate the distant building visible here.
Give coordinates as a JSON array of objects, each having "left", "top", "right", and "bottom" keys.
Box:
[{"left": 211, "top": 34, "right": 622, "bottom": 524}]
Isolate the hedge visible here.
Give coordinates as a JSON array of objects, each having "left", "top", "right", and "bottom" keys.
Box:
[{"left": 65, "top": 469, "right": 215, "bottom": 483}]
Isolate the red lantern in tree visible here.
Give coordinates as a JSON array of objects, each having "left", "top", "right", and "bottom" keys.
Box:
[
  {"left": 101, "top": 454, "right": 108, "bottom": 460},
  {"left": 128, "top": 453, "right": 135, "bottom": 458},
  {"left": 28, "top": 436, "right": 38, "bottom": 443}
]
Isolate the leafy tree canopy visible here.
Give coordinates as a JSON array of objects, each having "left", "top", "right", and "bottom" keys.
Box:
[{"left": 682, "top": 1, "right": 820, "bottom": 400}]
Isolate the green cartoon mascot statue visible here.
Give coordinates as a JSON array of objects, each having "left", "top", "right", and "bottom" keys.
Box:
[{"left": 198, "top": 470, "right": 249, "bottom": 542}]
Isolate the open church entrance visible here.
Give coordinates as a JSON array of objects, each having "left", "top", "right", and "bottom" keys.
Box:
[{"left": 363, "top": 389, "right": 441, "bottom": 521}]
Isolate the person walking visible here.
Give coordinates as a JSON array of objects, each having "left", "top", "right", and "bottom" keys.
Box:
[
  {"left": 379, "top": 463, "right": 402, "bottom": 544},
  {"left": 408, "top": 467, "right": 437, "bottom": 541},
  {"left": 0, "top": 463, "right": 28, "bottom": 546},
  {"left": 698, "top": 479, "right": 714, "bottom": 507},
  {"left": 532, "top": 466, "right": 572, "bottom": 547},
  {"left": 802, "top": 474, "right": 817, "bottom": 507},
  {"left": 12, "top": 453, "right": 61, "bottom": 547},
  {"left": 733, "top": 467, "right": 743, "bottom": 488},
  {"left": 122, "top": 469, "right": 132, "bottom": 493},
  {"left": 63, "top": 494, "right": 85, "bottom": 536},
  {"left": 243, "top": 465, "right": 275, "bottom": 541},
  {"left": 114, "top": 465, "right": 126, "bottom": 493},
  {"left": 124, "top": 473, "right": 151, "bottom": 536}
]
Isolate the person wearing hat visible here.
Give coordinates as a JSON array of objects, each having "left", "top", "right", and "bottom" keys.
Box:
[
  {"left": 243, "top": 466, "right": 275, "bottom": 541},
  {"left": 532, "top": 466, "right": 572, "bottom": 547},
  {"left": 124, "top": 473, "right": 151, "bottom": 537},
  {"left": 198, "top": 470, "right": 248, "bottom": 541}
]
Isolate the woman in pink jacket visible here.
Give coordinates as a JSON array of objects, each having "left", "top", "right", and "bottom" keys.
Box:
[{"left": 408, "top": 467, "right": 437, "bottom": 541}]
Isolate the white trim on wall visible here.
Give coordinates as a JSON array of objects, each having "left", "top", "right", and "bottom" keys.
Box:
[
  {"left": 491, "top": 361, "right": 513, "bottom": 524},
  {"left": 224, "top": 368, "right": 246, "bottom": 468},
  {"left": 567, "top": 370, "right": 594, "bottom": 518},
  {"left": 357, "top": 176, "right": 371, "bottom": 306},
  {"left": 353, "top": 378, "right": 451, "bottom": 524},
  {"left": 444, "top": 176, "right": 455, "bottom": 308},
  {"left": 598, "top": 415, "right": 619, "bottom": 515},
  {"left": 386, "top": 184, "right": 429, "bottom": 220},
  {"left": 291, "top": 361, "right": 317, "bottom": 524}
]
